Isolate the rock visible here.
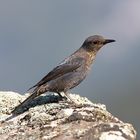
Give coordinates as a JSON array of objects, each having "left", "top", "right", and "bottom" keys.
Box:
[{"left": 0, "top": 91, "right": 136, "bottom": 140}]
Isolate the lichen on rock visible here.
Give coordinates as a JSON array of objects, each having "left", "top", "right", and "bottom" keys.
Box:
[{"left": 0, "top": 91, "right": 136, "bottom": 140}]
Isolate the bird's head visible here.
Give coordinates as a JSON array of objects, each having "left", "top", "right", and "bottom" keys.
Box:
[{"left": 82, "top": 35, "right": 115, "bottom": 52}]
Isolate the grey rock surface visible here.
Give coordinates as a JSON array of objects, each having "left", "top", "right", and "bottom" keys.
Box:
[{"left": 0, "top": 91, "right": 136, "bottom": 140}]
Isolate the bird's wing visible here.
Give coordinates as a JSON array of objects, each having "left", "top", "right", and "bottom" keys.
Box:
[{"left": 28, "top": 57, "right": 85, "bottom": 90}]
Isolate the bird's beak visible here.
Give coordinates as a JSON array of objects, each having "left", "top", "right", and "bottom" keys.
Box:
[{"left": 104, "top": 39, "right": 115, "bottom": 45}]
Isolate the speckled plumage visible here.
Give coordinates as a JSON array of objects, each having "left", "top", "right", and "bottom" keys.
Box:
[{"left": 12, "top": 35, "right": 115, "bottom": 114}]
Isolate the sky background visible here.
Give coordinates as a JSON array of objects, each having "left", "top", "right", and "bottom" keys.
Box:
[{"left": 0, "top": 0, "right": 139, "bottom": 138}]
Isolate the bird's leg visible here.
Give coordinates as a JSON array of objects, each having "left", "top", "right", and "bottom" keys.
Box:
[
  {"left": 56, "top": 92, "right": 64, "bottom": 98},
  {"left": 56, "top": 92, "right": 67, "bottom": 101},
  {"left": 62, "top": 92, "right": 77, "bottom": 105},
  {"left": 62, "top": 92, "right": 87, "bottom": 108}
]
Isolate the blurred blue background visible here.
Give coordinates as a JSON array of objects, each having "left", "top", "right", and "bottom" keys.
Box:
[{"left": 0, "top": 1, "right": 139, "bottom": 138}]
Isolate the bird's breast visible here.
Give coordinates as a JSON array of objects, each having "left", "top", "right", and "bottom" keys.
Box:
[{"left": 84, "top": 51, "right": 96, "bottom": 70}]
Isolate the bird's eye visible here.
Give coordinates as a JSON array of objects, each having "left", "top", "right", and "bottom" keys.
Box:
[{"left": 93, "top": 41, "right": 98, "bottom": 44}]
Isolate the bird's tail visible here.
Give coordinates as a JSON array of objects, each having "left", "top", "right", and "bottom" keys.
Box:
[{"left": 11, "top": 88, "right": 44, "bottom": 114}]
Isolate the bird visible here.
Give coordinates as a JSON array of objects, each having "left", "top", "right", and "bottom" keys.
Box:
[{"left": 11, "top": 35, "right": 115, "bottom": 114}]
